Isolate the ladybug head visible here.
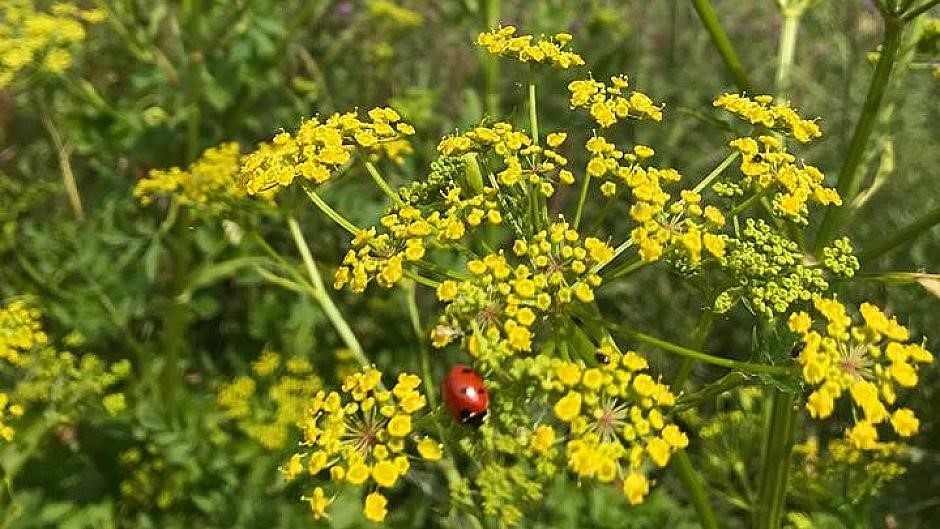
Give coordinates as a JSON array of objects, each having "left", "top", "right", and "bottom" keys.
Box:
[{"left": 459, "top": 409, "right": 487, "bottom": 427}]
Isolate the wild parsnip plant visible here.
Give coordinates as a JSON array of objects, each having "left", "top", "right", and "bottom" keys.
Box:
[
  {"left": 126, "top": 16, "right": 940, "bottom": 526},
  {"left": 2, "top": 1, "right": 939, "bottom": 528}
]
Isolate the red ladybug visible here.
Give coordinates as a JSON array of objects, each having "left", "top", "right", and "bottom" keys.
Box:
[{"left": 442, "top": 365, "right": 489, "bottom": 427}]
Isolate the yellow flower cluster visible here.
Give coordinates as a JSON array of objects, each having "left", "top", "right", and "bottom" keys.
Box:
[
  {"left": 438, "top": 123, "right": 572, "bottom": 197},
  {"left": 793, "top": 436, "right": 907, "bottom": 497},
  {"left": 0, "top": 392, "right": 24, "bottom": 441},
  {"left": 518, "top": 342, "right": 687, "bottom": 505},
  {"left": 1, "top": 299, "right": 48, "bottom": 365},
  {"left": 0, "top": 1, "right": 105, "bottom": 88},
  {"left": 788, "top": 298, "right": 933, "bottom": 449},
  {"left": 241, "top": 108, "right": 414, "bottom": 195},
  {"left": 728, "top": 135, "right": 841, "bottom": 223},
  {"left": 476, "top": 26, "right": 585, "bottom": 69},
  {"left": 576, "top": 135, "right": 727, "bottom": 263},
  {"left": 431, "top": 219, "right": 614, "bottom": 368},
  {"left": 569, "top": 75, "right": 663, "bottom": 128},
  {"left": 217, "top": 350, "right": 322, "bottom": 450},
  {"left": 334, "top": 186, "right": 503, "bottom": 292},
  {"left": 134, "top": 142, "right": 246, "bottom": 206},
  {"left": 284, "top": 366, "right": 440, "bottom": 522},
  {"left": 713, "top": 93, "right": 822, "bottom": 143}
]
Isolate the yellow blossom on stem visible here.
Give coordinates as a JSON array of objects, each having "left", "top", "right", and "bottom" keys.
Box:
[{"left": 790, "top": 298, "right": 932, "bottom": 446}]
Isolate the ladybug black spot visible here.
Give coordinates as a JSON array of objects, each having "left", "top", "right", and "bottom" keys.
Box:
[{"left": 461, "top": 367, "right": 475, "bottom": 374}]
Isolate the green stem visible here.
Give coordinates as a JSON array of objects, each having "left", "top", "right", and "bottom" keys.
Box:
[
  {"left": 527, "top": 73, "right": 540, "bottom": 145},
  {"left": 606, "top": 322, "right": 794, "bottom": 376},
  {"left": 730, "top": 185, "right": 773, "bottom": 217},
  {"left": 859, "top": 206, "right": 940, "bottom": 263},
  {"left": 183, "top": 0, "right": 204, "bottom": 162},
  {"left": 673, "top": 309, "right": 715, "bottom": 389},
  {"left": 286, "top": 216, "right": 369, "bottom": 369},
  {"left": 604, "top": 258, "right": 648, "bottom": 281},
  {"left": 903, "top": 0, "right": 940, "bottom": 21},
  {"left": 37, "top": 100, "right": 83, "bottom": 220},
  {"left": 674, "top": 451, "right": 720, "bottom": 529},
  {"left": 364, "top": 160, "right": 405, "bottom": 207},
  {"left": 405, "top": 282, "right": 437, "bottom": 409},
  {"left": 774, "top": 2, "right": 807, "bottom": 100},
  {"left": 815, "top": 17, "right": 904, "bottom": 248},
  {"left": 482, "top": 0, "right": 501, "bottom": 116},
  {"left": 404, "top": 269, "right": 441, "bottom": 289},
  {"left": 753, "top": 388, "right": 798, "bottom": 529},
  {"left": 675, "top": 371, "right": 751, "bottom": 411},
  {"left": 301, "top": 183, "right": 361, "bottom": 234},
  {"left": 693, "top": 151, "right": 739, "bottom": 194},
  {"left": 689, "top": 0, "right": 752, "bottom": 91},
  {"left": 573, "top": 173, "right": 592, "bottom": 230}
]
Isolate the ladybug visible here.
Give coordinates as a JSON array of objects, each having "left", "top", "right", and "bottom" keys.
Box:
[{"left": 442, "top": 365, "right": 489, "bottom": 427}]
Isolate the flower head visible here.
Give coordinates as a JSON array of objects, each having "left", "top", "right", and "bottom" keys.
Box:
[{"left": 790, "top": 299, "right": 932, "bottom": 447}]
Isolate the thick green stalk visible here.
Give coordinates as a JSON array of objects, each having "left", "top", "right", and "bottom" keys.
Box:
[
  {"left": 674, "top": 451, "right": 720, "bottom": 529},
  {"left": 859, "top": 206, "right": 940, "bottom": 263},
  {"left": 161, "top": 0, "right": 203, "bottom": 409},
  {"left": 670, "top": 310, "right": 719, "bottom": 529},
  {"left": 814, "top": 17, "right": 904, "bottom": 248},
  {"left": 689, "top": 0, "right": 751, "bottom": 91},
  {"left": 753, "top": 389, "right": 798, "bottom": 529},
  {"left": 287, "top": 216, "right": 369, "bottom": 369},
  {"left": 774, "top": 2, "right": 807, "bottom": 100}
]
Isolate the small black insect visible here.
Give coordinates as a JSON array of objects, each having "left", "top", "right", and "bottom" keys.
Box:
[
  {"left": 594, "top": 352, "right": 611, "bottom": 364},
  {"left": 791, "top": 341, "right": 806, "bottom": 358}
]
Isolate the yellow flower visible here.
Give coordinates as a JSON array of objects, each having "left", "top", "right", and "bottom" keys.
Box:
[
  {"left": 546, "top": 132, "right": 567, "bottom": 147},
  {"left": 554, "top": 391, "right": 582, "bottom": 422},
  {"left": 806, "top": 388, "right": 834, "bottom": 419},
  {"left": 387, "top": 414, "right": 412, "bottom": 437},
  {"left": 371, "top": 460, "right": 401, "bottom": 488},
  {"left": 417, "top": 437, "right": 443, "bottom": 460},
  {"left": 283, "top": 454, "right": 304, "bottom": 480},
  {"left": 622, "top": 473, "right": 649, "bottom": 505},
  {"left": 346, "top": 462, "right": 370, "bottom": 485},
  {"left": 530, "top": 425, "right": 556, "bottom": 454},
  {"left": 306, "top": 487, "right": 331, "bottom": 519},
  {"left": 661, "top": 424, "right": 689, "bottom": 448},
  {"left": 645, "top": 437, "right": 671, "bottom": 467},
  {"left": 847, "top": 420, "right": 878, "bottom": 450},
  {"left": 890, "top": 408, "right": 919, "bottom": 437},
  {"left": 788, "top": 311, "right": 812, "bottom": 334},
  {"left": 363, "top": 491, "right": 388, "bottom": 522},
  {"left": 556, "top": 362, "right": 582, "bottom": 386}
]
